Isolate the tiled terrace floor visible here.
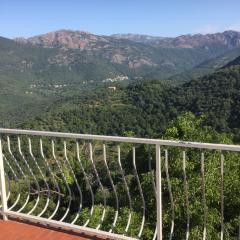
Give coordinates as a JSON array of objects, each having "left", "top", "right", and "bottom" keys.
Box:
[{"left": 0, "top": 220, "right": 99, "bottom": 240}]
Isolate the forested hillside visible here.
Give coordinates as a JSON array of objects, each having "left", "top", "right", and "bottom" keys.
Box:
[
  {"left": 168, "top": 47, "right": 240, "bottom": 83},
  {"left": 22, "top": 64, "right": 240, "bottom": 141},
  {"left": 224, "top": 55, "right": 240, "bottom": 68}
]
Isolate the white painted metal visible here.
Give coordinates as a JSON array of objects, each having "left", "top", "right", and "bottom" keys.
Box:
[
  {"left": 39, "top": 139, "right": 57, "bottom": 218},
  {"left": 1, "top": 128, "right": 240, "bottom": 152},
  {"left": 0, "top": 169, "right": 10, "bottom": 208},
  {"left": 4, "top": 171, "right": 11, "bottom": 202},
  {"left": 117, "top": 145, "right": 132, "bottom": 234},
  {"left": 132, "top": 146, "right": 145, "bottom": 238},
  {"left": 156, "top": 144, "right": 162, "bottom": 240},
  {"left": 76, "top": 141, "right": 95, "bottom": 227},
  {"left": 220, "top": 153, "right": 224, "bottom": 240},
  {"left": 148, "top": 149, "right": 157, "bottom": 240},
  {"left": 0, "top": 138, "right": 8, "bottom": 220},
  {"left": 18, "top": 137, "right": 40, "bottom": 215},
  {"left": 89, "top": 143, "right": 106, "bottom": 230},
  {"left": 63, "top": 141, "right": 83, "bottom": 224},
  {"left": 3, "top": 155, "right": 21, "bottom": 210},
  {"left": 29, "top": 138, "right": 51, "bottom": 217},
  {"left": 52, "top": 140, "right": 72, "bottom": 222},
  {"left": 7, "top": 136, "right": 31, "bottom": 213},
  {"left": 103, "top": 144, "right": 119, "bottom": 233},
  {"left": 183, "top": 151, "right": 190, "bottom": 240},
  {"left": 164, "top": 150, "right": 174, "bottom": 240},
  {"left": 201, "top": 152, "right": 207, "bottom": 240}
]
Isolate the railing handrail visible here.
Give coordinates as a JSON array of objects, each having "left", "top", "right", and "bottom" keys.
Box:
[
  {"left": 1, "top": 127, "right": 239, "bottom": 239},
  {"left": 0, "top": 128, "right": 240, "bottom": 152}
]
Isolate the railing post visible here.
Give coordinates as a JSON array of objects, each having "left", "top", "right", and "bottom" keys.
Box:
[
  {"left": 0, "top": 137, "right": 8, "bottom": 220},
  {"left": 156, "top": 144, "right": 162, "bottom": 240}
]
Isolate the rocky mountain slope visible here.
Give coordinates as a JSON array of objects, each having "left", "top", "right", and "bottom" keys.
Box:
[
  {"left": 168, "top": 47, "right": 240, "bottom": 83},
  {"left": 111, "top": 33, "right": 168, "bottom": 44},
  {"left": 112, "top": 30, "right": 240, "bottom": 47},
  {"left": 12, "top": 30, "right": 240, "bottom": 81}
]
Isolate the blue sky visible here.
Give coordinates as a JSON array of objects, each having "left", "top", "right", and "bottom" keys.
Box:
[{"left": 1, "top": 0, "right": 240, "bottom": 38}]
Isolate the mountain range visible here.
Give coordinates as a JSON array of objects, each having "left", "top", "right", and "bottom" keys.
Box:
[
  {"left": 1, "top": 29, "right": 240, "bottom": 127},
  {"left": 5, "top": 29, "right": 240, "bottom": 81}
]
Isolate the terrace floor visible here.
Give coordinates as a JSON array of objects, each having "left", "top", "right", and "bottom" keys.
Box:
[{"left": 0, "top": 219, "right": 101, "bottom": 240}]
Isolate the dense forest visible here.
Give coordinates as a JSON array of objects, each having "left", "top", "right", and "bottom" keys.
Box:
[
  {"left": 4, "top": 112, "right": 240, "bottom": 239},
  {"left": 22, "top": 64, "right": 240, "bottom": 142}
]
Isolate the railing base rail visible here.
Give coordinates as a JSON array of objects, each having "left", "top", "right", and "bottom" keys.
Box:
[{"left": 0, "top": 211, "right": 136, "bottom": 240}]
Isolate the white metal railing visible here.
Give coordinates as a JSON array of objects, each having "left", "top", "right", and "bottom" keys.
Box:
[{"left": 0, "top": 128, "right": 239, "bottom": 240}]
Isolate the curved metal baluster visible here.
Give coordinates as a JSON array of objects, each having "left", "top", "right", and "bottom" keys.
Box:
[
  {"left": 132, "top": 146, "right": 146, "bottom": 238},
  {"left": 28, "top": 138, "right": 51, "bottom": 218},
  {"left": 183, "top": 151, "right": 190, "bottom": 240},
  {"left": 7, "top": 136, "right": 31, "bottom": 213},
  {"left": 148, "top": 149, "right": 157, "bottom": 240},
  {"left": 63, "top": 141, "right": 83, "bottom": 224},
  {"left": 164, "top": 150, "right": 175, "bottom": 240},
  {"left": 52, "top": 140, "right": 72, "bottom": 222},
  {"left": 103, "top": 144, "right": 119, "bottom": 233},
  {"left": 3, "top": 154, "right": 21, "bottom": 210},
  {"left": 18, "top": 137, "right": 41, "bottom": 215},
  {"left": 76, "top": 142, "right": 95, "bottom": 227},
  {"left": 89, "top": 143, "right": 106, "bottom": 230},
  {"left": 201, "top": 152, "right": 207, "bottom": 240},
  {"left": 220, "top": 153, "right": 224, "bottom": 240},
  {"left": 117, "top": 145, "right": 132, "bottom": 235},
  {"left": 39, "top": 139, "right": 61, "bottom": 219}
]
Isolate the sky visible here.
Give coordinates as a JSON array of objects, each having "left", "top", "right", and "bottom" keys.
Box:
[{"left": 1, "top": 0, "right": 240, "bottom": 39}]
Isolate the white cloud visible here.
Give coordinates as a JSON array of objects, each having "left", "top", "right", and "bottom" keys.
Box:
[
  {"left": 195, "top": 25, "right": 219, "bottom": 34},
  {"left": 226, "top": 24, "right": 240, "bottom": 32}
]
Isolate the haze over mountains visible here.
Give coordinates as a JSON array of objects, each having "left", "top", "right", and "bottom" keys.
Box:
[
  {"left": 11, "top": 30, "right": 240, "bottom": 79},
  {"left": 16, "top": 29, "right": 240, "bottom": 49},
  {"left": 1, "top": 29, "right": 240, "bottom": 84},
  {"left": 1, "top": 29, "right": 240, "bottom": 128}
]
